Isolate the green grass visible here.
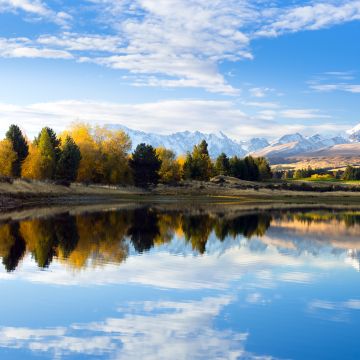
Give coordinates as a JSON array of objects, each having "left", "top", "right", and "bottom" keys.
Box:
[{"left": 292, "top": 177, "right": 360, "bottom": 185}]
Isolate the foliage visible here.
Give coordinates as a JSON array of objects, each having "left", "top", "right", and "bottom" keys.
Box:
[
  {"left": 214, "top": 153, "right": 230, "bottom": 176},
  {"left": 56, "top": 136, "right": 82, "bottom": 182},
  {"left": 229, "top": 156, "right": 248, "bottom": 179},
  {"left": 22, "top": 129, "right": 57, "bottom": 180},
  {"left": 0, "top": 139, "right": 18, "bottom": 177},
  {"left": 129, "top": 143, "right": 162, "bottom": 187},
  {"left": 309, "top": 173, "right": 335, "bottom": 181},
  {"left": 63, "top": 123, "right": 132, "bottom": 185},
  {"left": 183, "top": 140, "right": 213, "bottom": 181},
  {"left": 6, "top": 124, "right": 29, "bottom": 177},
  {"left": 100, "top": 129, "right": 132, "bottom": 185},
  {"left": 34, "top": 127, "right": 62, "bottom": 163},
  {"left": 229, "top": 155, "right": 263, "bottom": 181},
  {"left": 254, "top": 157, "right": 272, "bottom": 180},
  {"left": 156, "top": 147, "right": 181, "bottom": 184},
  {"left": 342, "top": 165, "right": 360, "bottom": 181},
  {"left": 294, "top": 166, "right": 315, "bottom": 179},
  {"left": 38, "top": 128, "right": 57, "bottom": 179},
  {"left": 63, "top": 123, "right": 103, "bottom": 183}
]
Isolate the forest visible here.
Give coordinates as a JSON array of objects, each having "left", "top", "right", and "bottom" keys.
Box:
[{"left": 0, "top": 124, "right": 272, "bottom": 187}]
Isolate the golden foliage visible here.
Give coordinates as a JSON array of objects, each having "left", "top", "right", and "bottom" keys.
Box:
[
  {"left": 156, "top": 147, "right": 181, "bottom": 184},
  {"left": 21, "top": 144, "right": 44, "bottom": 180},
  {"left": 0, "top": 139, "right": 17, "bottom": 177},
  {"left": 63, "top": 123, "right": 132, "bottom": 184}
]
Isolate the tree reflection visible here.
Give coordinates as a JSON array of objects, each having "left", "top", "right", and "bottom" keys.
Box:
[
  {"left": 55, "top": 213, "right": 79, "bottom": 259},
  {"left": 0, "top": 222, "right": 26, "bottom": 272},
  {"left": 128, "top": 208, "right": 160, "bottom": 253},
  {"left": 182, "top": 214, "right": 214, "bottom": 254},
  {"left": 1, "top": 208, "right": 360, "bottom": 271}
]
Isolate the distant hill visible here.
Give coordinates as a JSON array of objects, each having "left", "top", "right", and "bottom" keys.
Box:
[{"left": 284, "top": 143, "right": 360, "bottom": 169}]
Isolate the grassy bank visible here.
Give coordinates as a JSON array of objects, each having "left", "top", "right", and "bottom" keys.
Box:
[{"left": 1, "top": 177, "right": 360, "bottom": 212}]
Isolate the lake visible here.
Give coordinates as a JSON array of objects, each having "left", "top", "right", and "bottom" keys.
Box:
[{"left": 0, "top": 204, "right": 359, "bottom": 359}]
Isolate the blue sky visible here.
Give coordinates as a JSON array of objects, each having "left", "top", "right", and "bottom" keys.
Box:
[{"left": 0, "top": 0, "right": 359, "bottom": 139}]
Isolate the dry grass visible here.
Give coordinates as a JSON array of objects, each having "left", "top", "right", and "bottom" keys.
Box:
[{"left": 1, "top": 177, "right": 360, "bottom": 213}]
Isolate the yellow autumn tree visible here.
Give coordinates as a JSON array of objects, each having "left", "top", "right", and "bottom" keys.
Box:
[
  {"left": 0, "top": 139, "right": 17, "bottom": 177},
  {"left": 156, "top": 147, "right": 181, "bottom": 184},
  {"left": 21, "top": 144, "right": 44, "bottom": 179},
  {"left": 21, "top": 129, "right": 56, "bottom": 180},
  {"left": 62, "top": 123, "right": 102, "bottom": 183},
  {"left": 63, "top": 123, "right": 133, "bottom": 185},
  {"left": 101, "top": 129, "right": 132, "bottom": 185}
]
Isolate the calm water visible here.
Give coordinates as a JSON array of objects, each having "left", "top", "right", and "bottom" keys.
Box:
[{"left": 0, "top": 205, "right": 360, "bottom": 359}]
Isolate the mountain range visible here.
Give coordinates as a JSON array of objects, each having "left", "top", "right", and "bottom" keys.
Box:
[{"left": 107, "top": 123, "right": 360, "bottom": 168}]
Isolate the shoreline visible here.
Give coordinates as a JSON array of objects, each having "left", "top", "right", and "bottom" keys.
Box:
[{"left": 1, "top": 178, "right": 360, "bottom": 213}]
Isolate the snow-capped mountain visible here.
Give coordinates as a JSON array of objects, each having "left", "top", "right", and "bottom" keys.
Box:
[
  {"left": 252, "top": 133, "right": 348, "bottom": 159},
  {"left": 106, "top": 123, "right": 356, "bottom": 160},
  {"left": 106, "top": 124, "right": 246, "bottom": 158},
  {"left": 348, "top": 123, "right": 360, "bottom": 142},
  {"left": 240, "top": 138, "right": 270, "bottom": 153}
]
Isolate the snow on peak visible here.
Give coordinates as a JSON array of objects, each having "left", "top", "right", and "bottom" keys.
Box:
[{"left": 347, "top": 123, "right": 360, "bottom": 135}]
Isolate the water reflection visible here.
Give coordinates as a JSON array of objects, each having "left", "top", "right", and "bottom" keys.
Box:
[
  {"left": 0, "top": 208, "right": 360, "bottom": 271},
  {"left": 0, "top": 206, "right": 360, "bottom": 359}
]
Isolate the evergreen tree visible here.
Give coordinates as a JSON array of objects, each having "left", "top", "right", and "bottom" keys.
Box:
[
  {"left": 186, "top": 140, "right": 213, "bottom": 181},
  {"left": 34, "top": 127, "right": 61, "bottom": 163},
  {"left": 129, "top": 143, "right": 162, "bottom": 187},
  {"left": 254, "top": 157, "right": 272, "bottom": 180},
  {"left": 183, "top": 153, "right": 194, "bottom": 179},
  {"left": 215, "top": 153, "right": 230, "bottom": 176},
  {"left": 229, "top": 156, "right": 248, "bottom": 179},
  {"left": 6, "top": 124, "right": 29, "bottom": 177},
  {"left": 342, "top": 165, "right": 360, "bottom": 181},
  {"left": 38, "top": 128, "right": 56, "bottom": 179},
  {"left": 56, "top": 136, "right": 81, "bottom": 182},
  {"left": 244, "top": 156, "right": 260, "bottom": 181}
]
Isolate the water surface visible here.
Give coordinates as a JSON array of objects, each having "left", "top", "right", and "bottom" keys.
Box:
[{"left": 0, "top": 205, "right": 360, "bottom": 359}]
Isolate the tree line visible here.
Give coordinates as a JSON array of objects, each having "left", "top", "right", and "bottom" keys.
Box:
[
  {"left": 0, "top": 124, "right": 272, "bottom": 187},
  {"left": 275, "top": 165, "right": 360, "bottom": 181}
]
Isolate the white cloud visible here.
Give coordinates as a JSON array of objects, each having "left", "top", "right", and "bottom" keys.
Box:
[
  {"left": 0, "top": 0, "right": 72, "bottom": 27},
  {"left": 0, "top": 38, "right": 73, "bottom": 59},
  {"left": 310, "top": 84, "right": 360, "bottom": 93},
  {"left": 243, "top": 101, "right": 280, "bottom": 109},
  {"left": 0, "top": 1, "right": 360, "bottom": 93},
  {"left": 280, "top": 109, "right": 331, "bottom": 119},
  {"left": 256, "top": 1, "right": 360, "bottom": 37},
  {"left": 0, "top": 99, "right": 348, "bottom": 140},
  {"left": 0, "top": 296, "right": 275, "bottom": 359},
  {"left": 249, "top": 87, "right": 274, "bottom": 98}
]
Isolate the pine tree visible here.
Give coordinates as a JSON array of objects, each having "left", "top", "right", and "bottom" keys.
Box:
[
  {"left": 215, "top": 153, "right": 230, "bottom": 176},
  {"left": 6, "top": 125, "right": 29, "bottom": 177},
  {"left": 244, "top": 156, "right": 260, "bottom": 181},
  {"left": 34, "top": 127, "right": 62, "bottom": 163},
  {"left": 229, "top": 156, "right": 247, "bottom": 179},
  {"left": 38, "top": 128, "right": 56, "bottom": 179},
  {"left": 188, "top": 140, "right": 213, "bottom": 181},
  {"left": 254, "top": 157, "right": 272, "bottom": 180},
  {"left": 183, "top": 153, "right": 194, "bottom": 179},
  {"left": 56, "top": 136, "right": 81, "bottom": 182},
  {"left": 129, "top": 143, "right": 161, "bottom": 187}
]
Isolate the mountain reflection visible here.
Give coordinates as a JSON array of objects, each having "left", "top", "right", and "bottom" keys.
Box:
[{"left": 0, "top": 207, "right": 360, "bottom": 271}]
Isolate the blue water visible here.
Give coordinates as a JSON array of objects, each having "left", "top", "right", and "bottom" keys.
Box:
[{"left": 0, "top": 206, "right": 359, "bottom": 359}]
